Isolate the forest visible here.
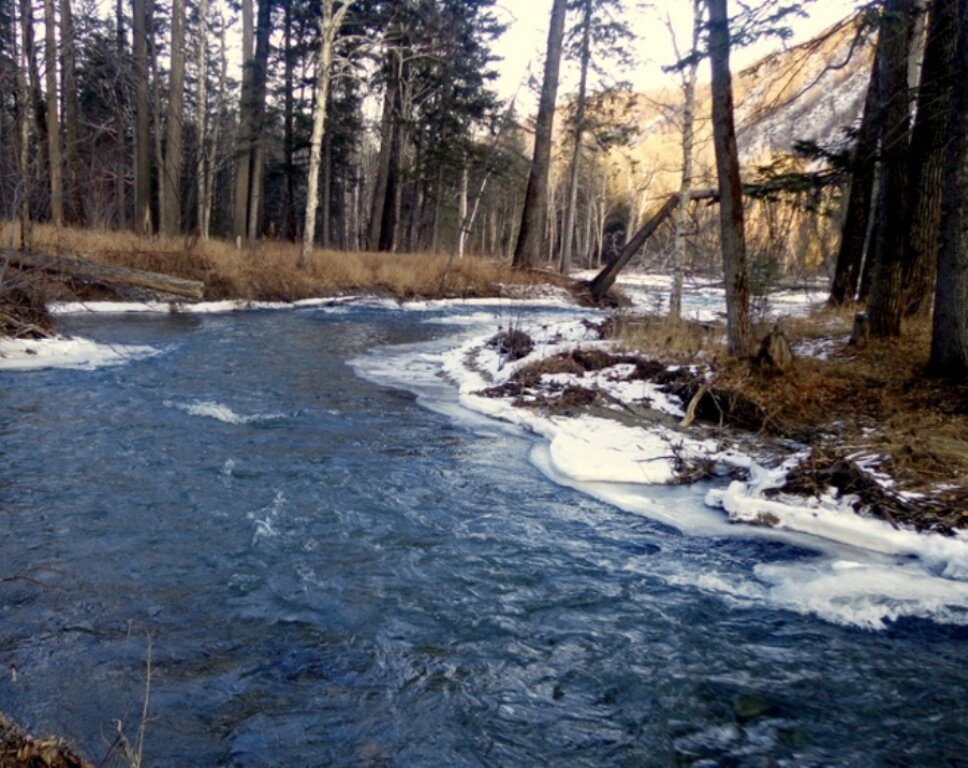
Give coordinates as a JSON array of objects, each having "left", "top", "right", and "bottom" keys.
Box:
[
  {"left": 0, "top": 0, "right": 964, "bottom": 377},
  {"left": 3, "top": 1, "right": 968, "bottom": 764}
]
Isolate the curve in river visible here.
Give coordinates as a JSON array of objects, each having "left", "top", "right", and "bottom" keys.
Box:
[{"left": 1, "top": 303, "right": 966, "bottom": 767}]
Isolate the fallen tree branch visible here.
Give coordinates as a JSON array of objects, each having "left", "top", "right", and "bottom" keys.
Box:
[{"left": 2, "top": 250, "right": 205, "bottom": 300}]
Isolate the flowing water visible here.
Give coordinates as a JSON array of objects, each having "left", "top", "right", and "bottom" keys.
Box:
[{"left": 1, "top": 305, "right": 966, "bottom": 767}]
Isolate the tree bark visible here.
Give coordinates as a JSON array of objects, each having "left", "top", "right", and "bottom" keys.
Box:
[
  {"left": 928, "top": 0, "right": 968, "bottom": 377},
  {"left": 160, "top": 0, "right": 185, "bottom": 235},
  {"left": 244, "top": 0, "right": 271, "bottom": 242},
  {"left": 283, "top": 0, "right": 296, "bottom": 240},
  {"left": 867, "top": 0, "right": 914, "bottom": 338},
  {"left": 42, "top": 0, "right": 62, "bottom": 227},
  {"left": 707, "top": 0, "right": 752, "bottom": 357},
  {"left": 901, "top": 0, "right": 958, "bottom": 317},
  {"left": 671, "top": 0, "right": 702, "bottom": 320},
  {"left": 301, "top": 0, "right": 355, "bottom": 265},
  {"left": 132, "top": 0, "right": 151, "bottom": 234},
  {"left": 5, "top": 250, "right": 205, "bottom": 299},
  {"left": 512, "top": 0, "right": 568, "bottom": 268},
  {"left": 560, "top": 0, "right": 591, "bottom": 276},
  {"left": 367, "top": 76, "right": 394, "bottom": 250},
  {"left": 15, "top": 0, "right": 31, "bottom": 248},
  {"left": 829, "top": 53, "right": 882, "bottom": 305},
  {"left": 196, "top": 0, "right": 208, "bottom": 238},
  {"left": 60, "top": 0, "right": 83, "bottom": 225},
  {"left": 232, "top": 0, "right": 254, "bottom": 242}
]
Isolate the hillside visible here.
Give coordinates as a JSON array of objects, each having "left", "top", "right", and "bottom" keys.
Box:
[{"left": 572, "top": 13, "right": 873, "bottom": 267}]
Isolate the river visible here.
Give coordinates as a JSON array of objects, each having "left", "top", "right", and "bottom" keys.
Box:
[{"left": 1, "top": 304, "right": 966, "bottom": 766}]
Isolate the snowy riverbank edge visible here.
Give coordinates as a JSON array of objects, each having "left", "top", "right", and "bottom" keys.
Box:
[
  {"left": 6, "top": 292, "right": 968, "bottom": 629},
  {"left": 404, "top": 310, "right": 968, "bottom": 631}
]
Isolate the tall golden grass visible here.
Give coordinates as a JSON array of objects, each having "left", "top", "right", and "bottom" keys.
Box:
[{"left": 1, "top": 222, "right": 565, "bottom": 301}]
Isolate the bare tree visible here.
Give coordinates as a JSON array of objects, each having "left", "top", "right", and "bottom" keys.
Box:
[
  {"left": 161, "top": 0, "right": 186, "bottom": 235},
  {"left": 301, "top": 0, "right": 356, "bottom": 265},
  {"left": 559, "top": 0, "right": 592, "bottom": 276},
  {"left": 60, "top": 0, "right": 83, "bottom": 224},
  {"left": 707, "top": 0, "right": 751, "bottom": 356},
  {"left": 196, "top": 0, "right": 209, "bottom": 238},
  {"left": 133, "top": 0, "right": 151, "bottom": 233},
  {"left": 670, "top": 0, "right": 703, "bottom": 320},
  {"left": 513, "top": 0, "right": 568, "bottom": 268},
  {"left": 42, "top": 0, "right": 62, "bottom": 226}
]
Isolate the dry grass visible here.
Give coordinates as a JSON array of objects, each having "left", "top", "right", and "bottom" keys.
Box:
[
  {"left": 610, "top": 313, "right": 726, "bottom": 363},
  {"left": 1, "top": 222, "right": 567, "bottom": 302}
]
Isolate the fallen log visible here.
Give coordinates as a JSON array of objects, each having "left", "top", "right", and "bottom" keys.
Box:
[{"left": 3, "top": 249, "right": 205, "bottom": 300}]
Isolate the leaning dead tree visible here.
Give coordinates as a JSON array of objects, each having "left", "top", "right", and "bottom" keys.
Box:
[{"left": 588, "top": 188, "right": 719, "bottom": 302}]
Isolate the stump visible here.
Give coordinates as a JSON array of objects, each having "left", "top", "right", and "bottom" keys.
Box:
[
  {"left": 849, "top": 312, "right": 869, "bottom": 349},
  {"left": 754, "top": 324, "right": 794, "bottom": 373}
]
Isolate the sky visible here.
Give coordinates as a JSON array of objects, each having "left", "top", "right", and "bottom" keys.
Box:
[{"left": 491, "top": 0, "right": 860, "bottom": 108}]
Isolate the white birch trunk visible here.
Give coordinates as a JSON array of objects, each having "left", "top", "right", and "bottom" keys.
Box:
[{"left": 301, "top": 0, "right": 355, "bottom": 265}]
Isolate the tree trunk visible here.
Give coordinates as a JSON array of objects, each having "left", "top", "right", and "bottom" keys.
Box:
[
  {"left": 245, "top": 0, "right": 271, "bottom": 242},
  {"left": 671, "top": 0, "right": 702, "bottom": 320},
  {"left": 60, "top": 0, "right": 83, "bottom": 225},
  {"left": 161, "top": 0, "right": 185, "bottom": 235},
  {"left": 283, "top": 0, "right": 296, "bottom": 240},
  {"left": 302, "top": 0, "right": 355, "bottom": 264},
  {"left": 512, "top": 0, "right": 568, "bottom": 268},
  {"left": 15, "top": 0, "right": 31, "bottom": 248},
  {"left": 707, "top": 0, "right": 752, "bottom": 357},
  {"left": 928, "top": 0, "right": 968, "bottom": 377},
  {"left": 378, "top": 116, "right": 402, "bottom": 252},
  {"left": 196, "top": 0, "right": 208, "bottom": 238},
  {"left": 149, "top": 0, "right": 165, "bottom": 233},
  {"left": 115, "top": 0, "right": 127, "bottom": 227},
  {"left": 42, "top": 0, "right": 62, "bottom": 227},
  {"left": 132, "top": 0, "right": 151, "bottom": 234},
  {"left": 6, "top": 249, "right": 205, "bottom": 298},
  {"left": 867, "top": 0, "right": 914, "bottom": 338},
  {"left": 232, "top": 0, "right": 254, "bottom": 242},
  {"left": 901, "top": 0, "right": 958, "bottom": 317},
  {"left": 560, "top": 0, "right": 591, "bottom": 276},
  {"left": 829, "top": 53, "right": 882, "bottom": 305},
  {"left": 367, "top": 77, "right": 394, "bottom": 250}
]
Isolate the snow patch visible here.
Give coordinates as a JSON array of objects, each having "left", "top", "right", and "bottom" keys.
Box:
[{"left": 0, "top": 335, "right": 159, "bottom": 371}]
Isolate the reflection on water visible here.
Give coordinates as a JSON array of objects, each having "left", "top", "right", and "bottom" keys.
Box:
[{"left": 0, "top": 306, "right": 966, "bottom": 767}]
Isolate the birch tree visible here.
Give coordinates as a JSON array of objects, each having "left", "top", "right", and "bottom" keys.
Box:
[{"left": 301, "top": 0, "right": 356, "bottom": 265}]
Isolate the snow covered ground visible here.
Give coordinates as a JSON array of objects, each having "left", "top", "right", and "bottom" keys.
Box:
[
  {"left": 574, "top": 269, "right": 828, "bottom": 321},
  {"left": 0, "top": 335, "right": 159, "bottom": 371}
]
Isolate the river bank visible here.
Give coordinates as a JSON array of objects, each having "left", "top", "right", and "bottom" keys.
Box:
[
  {"left": 4, "top": 267, "right": 965, "bottom": 539},
  {"left": 3, "top": 297, "right": 968, "bottom": 765}
]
